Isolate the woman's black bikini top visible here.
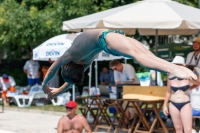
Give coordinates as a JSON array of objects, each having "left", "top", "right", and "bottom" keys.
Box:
[{"left": 171, "top": 85, "right": 190, "bottom": 92}]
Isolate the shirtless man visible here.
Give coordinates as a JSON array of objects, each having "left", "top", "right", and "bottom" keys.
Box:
[
  {"left": 42, "top": 29, "right": 197, "bottom": 100},
  {"left": 57, "top": 101, "right": 92, "bottom": 133}
]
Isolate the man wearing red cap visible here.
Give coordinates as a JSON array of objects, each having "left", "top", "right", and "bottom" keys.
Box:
[
  {"left": 0, "top": 74, "right": 16, "bottom": 106},
  {"left": 57, "top": 101, "right": 92, "bottom": 133}
]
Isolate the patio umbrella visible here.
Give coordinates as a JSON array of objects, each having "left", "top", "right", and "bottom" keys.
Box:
[
  {"left": 33, "top": 34, "right": 79, "bottom": 61},
  {"left": 62, "top": 0, "right": 200, "bottom": 85},
  {"left": 62, "top": 0, "right": 200, "bottom": 35},
  {"left": 151, "top": 43, "right": 193, "bottom": 61}
]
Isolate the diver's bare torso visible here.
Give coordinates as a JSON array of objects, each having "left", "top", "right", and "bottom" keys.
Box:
[
  {"left": 64, "top": 29, "right": 107, "bottom": 68},
  {"left": 61, "top": 115, "right": 84, "bottom": 133}
]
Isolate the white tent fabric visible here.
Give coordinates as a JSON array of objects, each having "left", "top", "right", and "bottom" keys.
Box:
[
  {"left": 62, "top": 0, "right": 200, "bottom": 35},
  {"left": 95, "top": 51, "right": 125, "bottom": 61},
  {"left": 33, "top": 34, "right": 78, "bottom": 61}
]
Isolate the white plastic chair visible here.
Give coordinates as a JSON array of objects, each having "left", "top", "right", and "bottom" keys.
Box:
[
  {"left": 51, "top": 92, "right": 71, "bottom": 106},
  {"left": 13, "top": 84, "right": 46, "bottom": 107}
]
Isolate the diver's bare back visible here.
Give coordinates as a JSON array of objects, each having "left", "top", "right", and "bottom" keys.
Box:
[
  {"left": 66, "top": 29, "right": 106, "bottom": 65},
  {"left": 61, "top": 115, "right": 84, "bottom": 133}
]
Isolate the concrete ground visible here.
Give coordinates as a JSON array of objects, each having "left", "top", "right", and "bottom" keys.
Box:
[
  {"left": 0, "top": 107, "right": 177, "bottom": 133},
  {"left": 0, "top": 108, "right": 109, "bottom": 133},
  {"left": 0, "top": 108, "right": 65, "bottom": 133}
]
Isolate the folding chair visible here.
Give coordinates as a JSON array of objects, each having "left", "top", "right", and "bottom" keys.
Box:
[
  {"left": 76, "top": 96, "right": 99, "bottom": 130},
  {"left": 93, "top": 97, "right": 113, "bottom": 133},
  {"left": 112, "top": 99, "right": 138, "bottom": 133},
  {"left": 12, "top": 85, "right": 46, "bottom": 107},
  {"left": 51, "top": 92, "right": 71, "bottom": 106}
]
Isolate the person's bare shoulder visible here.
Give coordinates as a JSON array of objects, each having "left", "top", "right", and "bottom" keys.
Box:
[
  {"left": 59, "top": 116, "right": 67, "bottom": 122},
  {"left": 76, "top": 114, "right": 86, "bottom": 120}
]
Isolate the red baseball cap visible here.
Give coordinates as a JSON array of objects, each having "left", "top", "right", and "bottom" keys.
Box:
[{"left": 66, "top": 101, "right": 77, "bottom": 108}]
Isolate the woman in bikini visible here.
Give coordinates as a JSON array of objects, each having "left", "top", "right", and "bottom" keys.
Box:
[
  {"left": 163, "top": 56, "right": 200, "bottom": 133},
  {"left": 42, "top": 29, "right": 197, "bottom": 100}
]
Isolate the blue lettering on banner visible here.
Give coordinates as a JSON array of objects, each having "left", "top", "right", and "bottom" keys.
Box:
[
  {"left": 46, "top": 42, "right": 64, "bottom": 46},
  {"left": 102, "top": 52, "right": 110, "bottom": 57},
  {"left": 46, "top": 50, "right": 60, "bottom": 56}
]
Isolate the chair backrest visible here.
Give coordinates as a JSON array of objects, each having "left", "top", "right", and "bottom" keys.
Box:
[
  {"left": 28, "top": 85, "right": 43, "bottom": 96},
  {"left": 123, "top": 86, "right": 167, "bottom": 100},
  {"left": 15, "top": 85, "right": 31, "bottom": 94},
  {"left": 33, "top": 92, "right": 46, "bottom": 99}
]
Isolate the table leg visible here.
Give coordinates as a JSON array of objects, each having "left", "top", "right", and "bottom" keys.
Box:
[
  {"left": 133, "top": 101, "right": 150, "bottom": 130},
  {"left": 152, "top": 103, "right": 168, "bottom": 133}
]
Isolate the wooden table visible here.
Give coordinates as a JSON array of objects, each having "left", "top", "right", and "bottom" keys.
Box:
[
  {"left": 76, "top": 96, "right": 113, "bottom": 132},
  {"left": 123, "top": 86, "right": 170, "bottom": 133}
]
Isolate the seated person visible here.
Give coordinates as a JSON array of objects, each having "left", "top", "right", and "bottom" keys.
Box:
[
  {"left": 110, "top": 60, "right": 139, "bottom": 125},
  {"left": 110, "top": 59, "right": 140, "bottom": 85},
  {"left": 100, "top": 67, "right": 115, "bottom": 86},
  {"left": 0, "top": 74, "right": 16, "bottom": 106}
]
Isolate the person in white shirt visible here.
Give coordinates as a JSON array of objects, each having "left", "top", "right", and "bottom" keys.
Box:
[
  {"left": 110, "top": 59, "right": 139, "bottom": 124},
  {"left": 110, "top": 59, "right": 140, "bottom": 85},
  {"left": 0, "top": 74, "right": 16, "bottom": 106},
  {"left": 190, "top": 67, "right": 200, "bottom": 117},
  {"left": 186, "top": 37, "right": 200, "bottom": 68},
  {"left": 190, "top": 86, "right": 200, "bottom": 116},
  {"left": 23, "top": 53, "right": 41, "bottom": 86}
]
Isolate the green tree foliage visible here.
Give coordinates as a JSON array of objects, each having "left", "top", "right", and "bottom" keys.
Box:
[
  {"left": 0, "top": 0, "right": 198, "bottom": 85},
  {"left": 0, "top": 0, "right": 198, "bottom": 61},
  {"left": 0, "top": 0, "right": 136, "bottom": 61}
]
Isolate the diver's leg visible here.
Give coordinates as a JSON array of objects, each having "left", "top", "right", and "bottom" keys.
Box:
[
  {"left": 126, "top": 37, "right": 195, "bottom": 80},
  {"left": 105, "top": 33, "right": 196, "bottom": 80}
]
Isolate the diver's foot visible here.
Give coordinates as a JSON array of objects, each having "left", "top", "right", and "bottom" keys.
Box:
[{"left": 168, "top": 66, "right": 197, "bottom": 80}]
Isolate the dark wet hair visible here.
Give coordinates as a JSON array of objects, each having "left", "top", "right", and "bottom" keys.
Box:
[
  {"left": 187, "top": 65, "right": 195, "bottom": 71},
  {"left": 61, "top": 61, "right": 84, "bottom": 85}
]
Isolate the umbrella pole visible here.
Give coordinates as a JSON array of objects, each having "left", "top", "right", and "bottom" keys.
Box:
[
  {"left": 155, "top": 29, "right": 158, "bottom": 85},
  {"left": 72, "top": 85, "right": 75, "bottom": 101},
  {"left": 95, "top": 60, "right": 98, "bottom": 88},
  {"left": 89, "top": 64, "right": 92, "bottom": 88}
]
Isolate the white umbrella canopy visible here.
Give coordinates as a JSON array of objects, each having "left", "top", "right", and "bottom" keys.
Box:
[
  {"left": 62, "top": 0, "right": 200, "bottom": 35},
  {"left": 33, "top": 34, "right": 79, "bottom": 61}
]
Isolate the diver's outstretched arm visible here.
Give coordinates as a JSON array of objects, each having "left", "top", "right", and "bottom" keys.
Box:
[{"left": 42, "top": 53, "right": 72, "bottom": 93}]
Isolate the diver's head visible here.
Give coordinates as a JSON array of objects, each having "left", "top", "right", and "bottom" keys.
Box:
[{"left": 61, "top": 61, "right": 84, "bottom": 85}]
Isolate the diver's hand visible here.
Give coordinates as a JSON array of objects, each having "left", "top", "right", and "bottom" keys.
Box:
[{"left": 46, "top": 87, "right": 62, "bottom": 100}]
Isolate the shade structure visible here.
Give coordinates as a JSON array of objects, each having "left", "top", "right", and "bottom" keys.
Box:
[
  {"left": 95, "top": 51, "right": 127, "bottom": 61},
  {"left": 33, "top": 34, "right": 79, "bottom": 61},
  {"left": 62, "top": 0, "right": 200, "bottom": 35},
  {"left": 151, "top": 43, "right": 193, "bottom": 61}
]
